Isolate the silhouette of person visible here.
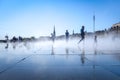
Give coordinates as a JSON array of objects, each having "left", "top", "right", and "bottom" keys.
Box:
[
  {"left": 65, "top": 30, "right": 69, "bottom": 42},
  {"left": 78, "top": 26, "right": 85, "bottom": 44}
]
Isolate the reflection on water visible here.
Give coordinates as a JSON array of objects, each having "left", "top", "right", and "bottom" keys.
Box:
[
  {"left": 0, "top": 41, "right": 120, "bottom": 80},
  {"left": 5, "top": 43, "right": 9, "bottom": 49},
  {"left": 51, "top": 45, "right": 55, "bottom": 55},
  {"left": 65, "top": 46, "right": 69, "bottom": 59},
  {"left": 81, "top": 48, "right": 85, "bottom": 65}
]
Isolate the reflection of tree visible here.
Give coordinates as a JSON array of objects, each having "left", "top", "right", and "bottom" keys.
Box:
[
  {"left": 23, "top": 42, "right": 30, "bottom": 50},
  {"left": 12, "top": 42, "right": 21, "bottom": 50},
  {"left": 12, "top": 43, "right": 17, "bottom": 49},
  {"left": 4, "top": 41, "right": 33, "bottom": 50},
  {"left": 5, "top": 43, "right": 9, "bottom": 49}
]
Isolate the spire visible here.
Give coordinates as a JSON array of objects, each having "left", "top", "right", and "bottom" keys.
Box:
[
  {"left": 53, "top": 25, "right": 56, "bottom": 37},
  {"left": 93, "top": 12, "right": 95, "bottom": 33}
]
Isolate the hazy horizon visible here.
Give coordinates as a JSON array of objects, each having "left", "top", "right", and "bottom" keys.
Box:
[{"left": 0, "top": 0, "right": 120, "bottom": 39}]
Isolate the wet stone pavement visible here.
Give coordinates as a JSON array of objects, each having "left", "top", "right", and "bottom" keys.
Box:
[{"left": 0, "top": 41, "right": 120, "bottom": 80}]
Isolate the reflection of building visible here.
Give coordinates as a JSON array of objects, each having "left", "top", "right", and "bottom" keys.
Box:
[{"left": 51, "top": 46, "right": 55, "bottom": 55}]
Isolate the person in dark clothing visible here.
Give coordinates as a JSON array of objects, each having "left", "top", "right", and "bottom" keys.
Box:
[
  {"left": 65, "top": 30, "right": 69, "bottom": 42},
  {"left": 78, "top": 26, "right": 85, "bottom": 44}
]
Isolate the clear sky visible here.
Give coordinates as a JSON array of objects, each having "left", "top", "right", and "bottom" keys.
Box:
[{"left": 0, "top": 0, "right": 120, "bottom": 39}]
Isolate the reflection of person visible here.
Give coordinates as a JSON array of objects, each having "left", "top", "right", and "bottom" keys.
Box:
[
  {"left": 81, "top": 49, "right": 85, "bottom": 64},
  {"left": 94, "top": 35, "right": 97, "bottom": 43},
  {"left": 94, "top": 43, "right": 97, "bottom": 55},
  {"left": 78, "top": 26, "right": 85, "bottom": 44},
  {"left": 65, "top": 47, "right": 69, "bottom": 59},
  {"left": 65, "top": 30, "right": 69, "bottom": 42},
  {"left": 65, "top": 47, "right": 69, "bottom": 54}
]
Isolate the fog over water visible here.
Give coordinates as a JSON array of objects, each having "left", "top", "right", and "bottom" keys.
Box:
[{"left": 0, "top": 34, "right": 120, "bottom": 80}]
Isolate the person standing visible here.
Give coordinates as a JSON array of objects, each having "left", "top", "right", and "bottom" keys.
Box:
[{"left": 65, "top": 30, "right": 69, "bottom": 42}]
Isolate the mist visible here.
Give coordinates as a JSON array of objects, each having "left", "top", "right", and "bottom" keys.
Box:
[{"left": 31, "top": 33, "right": 120, "bottom": 54}]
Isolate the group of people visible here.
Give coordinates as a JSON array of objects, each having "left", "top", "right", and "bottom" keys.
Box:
[
  {"left": 52, "top": 25, "right": 97, "bottom": 44},
  {"left": 65, "top": 26, "right": 85, "bottom": 44},
  {"left": 51, "top": 26, "right": 86, "bottom": 43},
  {"left": 65, "top": 26, "right": 97, "bottom": 44}
]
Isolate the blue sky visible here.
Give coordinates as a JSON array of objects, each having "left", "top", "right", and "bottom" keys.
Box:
[{"left": 0, "top": 0, "right": 120, "bottom": 38}]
